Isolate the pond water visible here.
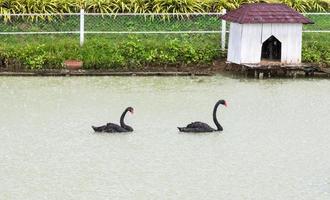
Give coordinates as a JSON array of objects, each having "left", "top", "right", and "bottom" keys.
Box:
[{"left": 0, "top": 76, "right": 329, "bottom": 200}]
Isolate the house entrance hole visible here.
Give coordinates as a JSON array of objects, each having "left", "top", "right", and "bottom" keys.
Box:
[{"left": 261, "top": 35, "right": 281, "bottom": 61}]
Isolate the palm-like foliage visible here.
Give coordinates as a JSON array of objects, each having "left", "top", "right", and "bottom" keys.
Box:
[
  {"left": 84, "top": 0, "right": 115, "bottom": 13},
  {"left": 277, "top": 0, "right": 327, "bottom": 12},
  {"left": 152, "top": 0, "right": 206, "bottom": 13},
  {"left": 128, "top": 0, "right": 152, "bottom": 13},
  {"left": 225, "top": 0, "right": 259, "bottom": 10},
  {"left": 0, "top": 0, "right": 328, "bottom": 16}
]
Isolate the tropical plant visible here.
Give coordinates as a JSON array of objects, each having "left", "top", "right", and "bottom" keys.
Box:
[
  {"left": 0, "top": 0, "right": 329, "bottom": 21},
  {"left": 151, "top": 0, "right": 206, "bottom": 13},
  {"left": 128, "top": 0, "right": 152, "bottom": 13}
]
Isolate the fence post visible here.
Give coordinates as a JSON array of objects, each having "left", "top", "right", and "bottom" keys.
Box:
[
  {"left": 221, "top": 9, "right": 226, "bottom": 51},
  {"left": 80, "top": 9, "right": 85, "bottom": 47}
]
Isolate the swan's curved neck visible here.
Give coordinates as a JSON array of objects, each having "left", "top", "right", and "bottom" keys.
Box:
[
  {"left": 213, "top": 102, "right": 223, "bottom": 131},
  {"left": 120, "top": 109, "right": 133, "bottom": 131}
]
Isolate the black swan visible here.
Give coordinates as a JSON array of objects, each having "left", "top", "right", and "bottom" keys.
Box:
[
  {"left": 92, "top": 107, "right": 134, "bottom": 133},
  {"left": 178, "top": 100, "right": 227, "bottom": 133}
]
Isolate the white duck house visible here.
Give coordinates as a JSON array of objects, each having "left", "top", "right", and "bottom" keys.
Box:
[{"left": 221, "top": 3, "right": 313, "bottom": 65}]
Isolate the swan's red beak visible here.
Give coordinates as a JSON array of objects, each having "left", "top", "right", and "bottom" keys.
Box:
[
  {"left": 224, "top": 101, "right": 227, "bottom": 107},
  {"left": 130, "top": 109, "right": 134, "bottom": 114}
]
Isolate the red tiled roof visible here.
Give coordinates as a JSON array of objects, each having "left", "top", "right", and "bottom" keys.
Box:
[{"left": 220, "top": 3, "right": 313, "bottom": 24}]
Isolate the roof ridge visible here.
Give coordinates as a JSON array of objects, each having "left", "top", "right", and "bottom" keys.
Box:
[{"left": 220, "top": 3, "right": 313, "bottom": 24}]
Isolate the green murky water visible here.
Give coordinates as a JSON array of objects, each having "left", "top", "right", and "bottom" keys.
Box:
[{"left": 0, "top": 76, "right": 329, "bottom": 199}]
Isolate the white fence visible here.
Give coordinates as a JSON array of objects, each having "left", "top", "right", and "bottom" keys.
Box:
[{"left": 0, "top": 10, "right": 329, "bottom": 49}]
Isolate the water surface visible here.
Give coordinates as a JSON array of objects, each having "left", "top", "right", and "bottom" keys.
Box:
[{"left": 0, "top": 76, "right": 329, "bottom": 200}]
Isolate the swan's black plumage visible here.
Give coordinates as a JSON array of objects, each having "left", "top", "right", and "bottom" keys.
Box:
[
  {"left": 92, "top": 107, "right": 134, "bottom": 133},
  {"left": 178, "top": 100, "right": 226, "bottom": 133}
]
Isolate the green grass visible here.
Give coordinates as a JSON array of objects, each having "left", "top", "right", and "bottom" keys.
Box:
[
  {"left": 0, "top": 34, "right": 222, "bottom": 70},
  {"left": 302, "top": 33, "right": 330, "bottom": 65},
  {"left": 0, "top": 15, "right": 222, "bottom": 32},
  {"left": 0, "top": 14, "right": 328, "bottom": 32},
  {"left": 0, "top": 32, "right": 328, "bottom": 71},
  {"left": 303, "top": 14, "right": 330, "bottom": 31}
]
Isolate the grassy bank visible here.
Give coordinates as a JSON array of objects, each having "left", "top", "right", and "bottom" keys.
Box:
[
  {"left": 0, "top": 34, "right": 222, "bottom": 71},
  {"left": 0, "top": 33, "right": 329, "bottom": 71}
]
